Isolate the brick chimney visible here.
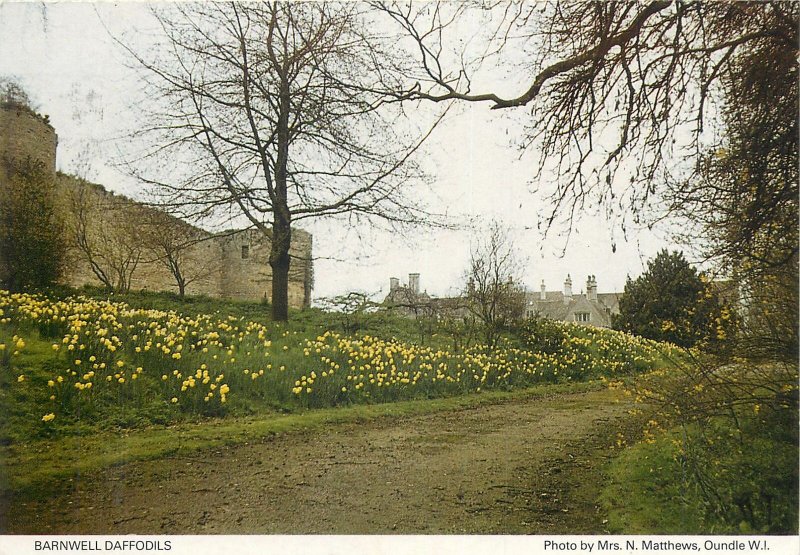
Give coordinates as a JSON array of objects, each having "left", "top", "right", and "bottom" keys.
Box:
[
  {"left": 408, "top": 273, "right": 420, "bottom": 294},
  {"left": 540, "top": 280, "right": 546, "bottom": 300},
  {"left": 564, "top": 274, "right": 572, "bottom": 302}
]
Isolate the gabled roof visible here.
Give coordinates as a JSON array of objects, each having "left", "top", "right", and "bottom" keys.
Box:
[
  {"left": 596, "top": 292, "right": 621, "bottom": 314},
  {"left": 525, "top": 290, "right": 620, "bottom": 327},
  {"left": 570, "top": 296, "right": 613, "bottom": 327},
  {"left": 528, "top": 298, "right": 572, "bottom": 321},
  {"left": 526, "top": 290, "right": 567, "bottom": 303}
]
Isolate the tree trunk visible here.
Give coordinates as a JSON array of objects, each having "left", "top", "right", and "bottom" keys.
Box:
[
  {"left": 271, "top": 75, "right": 292, "bottom": 322},
  {"left": 270, "top": 219, "right": 291, "bottom": 321}
]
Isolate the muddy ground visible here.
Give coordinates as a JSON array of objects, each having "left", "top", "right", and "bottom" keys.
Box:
[{"left": 3, "top": 388, "right": 632, "bottom": 534}]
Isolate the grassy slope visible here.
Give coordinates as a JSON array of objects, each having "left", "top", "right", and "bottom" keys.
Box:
[{"left": 2, "top": 287, "right": 674, "bottom": 440}]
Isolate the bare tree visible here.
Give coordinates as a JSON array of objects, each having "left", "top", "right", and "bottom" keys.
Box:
[
  {"left": 318, "top": 291, "right": 383, "bottom": 335},
  {"left": 124, "top": 2, "right": 445, "bottom": 321},
  {"left": 142, "top": 211, "right": 215, "bottom": 298},
  {"left": 465, "top": 222, "right": 527, "bottom": 348},
  {"left": 376, "top": 1, "right": 797, "bottom": 229},
  {"left": 69, "top": 184, "right": 114, "bottom": 291},
  {"left": 434, "top": 298, "right": 479, "bottom": 353},
  {"left": 67, "top": 182, "right": 143, "bottom": 292}
]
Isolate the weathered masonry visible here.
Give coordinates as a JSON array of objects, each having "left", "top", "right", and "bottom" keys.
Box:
[{"left": 0, "top": 103, "right": 313, "bottom": 307}]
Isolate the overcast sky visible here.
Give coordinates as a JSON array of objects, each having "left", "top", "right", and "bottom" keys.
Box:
[{"left": 0, "top": 2, "right": 678, "bottom": 301}]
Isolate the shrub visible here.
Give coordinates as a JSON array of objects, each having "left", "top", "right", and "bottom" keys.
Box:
[{"left": 0, "top": 156, "right": 65, "bottom": 290}]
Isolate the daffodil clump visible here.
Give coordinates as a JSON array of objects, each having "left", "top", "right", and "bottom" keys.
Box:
[{"left": 1, "top": 289, "right": 675, "bottom": 433}]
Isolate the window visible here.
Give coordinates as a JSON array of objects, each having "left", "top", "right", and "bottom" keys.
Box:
[
  {"left": 575, "top": 312, "right": 590, "bottom": 322},
  {"left": 241, "top": 245, "right": 250, "bottom": 259}
]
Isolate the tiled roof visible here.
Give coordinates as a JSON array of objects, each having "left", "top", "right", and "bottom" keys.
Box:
[{"left": 525, "top": 290, "right": 621, "bottom": 328}]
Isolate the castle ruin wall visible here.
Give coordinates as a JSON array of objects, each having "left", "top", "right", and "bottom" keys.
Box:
[{"left": 0, "top": 104, "right": 313, "bottom": 307}]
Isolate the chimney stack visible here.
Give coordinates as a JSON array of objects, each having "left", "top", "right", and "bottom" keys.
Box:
[
  {"left": 390, "top": 277, "right": 400, "bottom": 292},
  {"left": 563, "top": 274, "right": 572, "bottom": 302},
  {"left": 587, "top": 275, "right": 598, "bottom": 301},
  {"left": 408, "top": 273, "right": 420, "bottom": 294},
  {"left": 540, "top": 280, "right": 546, "bottom": 301}
]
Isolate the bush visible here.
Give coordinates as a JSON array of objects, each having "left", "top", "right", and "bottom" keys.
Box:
[
  {"left": 518, "top": 318, "right": 569, "bottom": 355},
  {"left": 0, "top": 156, "right": 65, "bottom": 290}
]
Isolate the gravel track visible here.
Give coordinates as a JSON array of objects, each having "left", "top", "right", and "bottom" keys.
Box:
[{"left": 3, "top": 387, "right": 630, "bottom": 534}]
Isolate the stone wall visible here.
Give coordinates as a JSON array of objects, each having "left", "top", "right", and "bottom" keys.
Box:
[
  {"left": 54, "top": 175, "right": 312, "bottom": 307},
  {"left": 0, "top": 104, "right": 313, "bottom": 307},
  {"left": 55, "top": 175, "right": 224, "bottom": 298}
]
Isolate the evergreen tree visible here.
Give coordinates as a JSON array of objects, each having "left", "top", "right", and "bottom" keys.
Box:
[
  {"left": 0, "top": 156, "right": 65, "bottom": 290},
  {"left": 613, "top": 250, "right": 726, "bottom": 348}
]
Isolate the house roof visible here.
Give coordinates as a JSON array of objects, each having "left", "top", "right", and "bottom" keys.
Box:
[
  {"left": 596, "top": 292, "right": 621, "bottom": 314},
  {"left": 525, "top": 290, "right": 621, "bottom": 327},
  {"left": 384, "top": 286, "right": 431, "bottom": 306}
]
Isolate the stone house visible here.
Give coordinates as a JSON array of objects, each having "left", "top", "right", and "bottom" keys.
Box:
[
  {"left": 526, "top": 275, "right": 621, "bottom": 328},
  {"left": 383, "top": 272, "right": 622, "bottom": 327}
]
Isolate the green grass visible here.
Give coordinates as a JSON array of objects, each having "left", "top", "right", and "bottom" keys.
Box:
[
  {"left": 601, "top": 357, "right": 799, "bottom": 534},
  {"left": 53, "top": 285, "right": 424, "bottom": 344},
  {"left": 1, "top": 287, "right": 676, "bottom": 446},
  {"left": 600, "top": 432, "right": 707, "bottom": 533},
  {"left": 1, "top": 379, "right": 602, "bottom": 498},
  {"left": 601, "top": 416, "right": 799, "bottom": 534},
  {"left": 51, "top": 285, "right": 280, "bottom": 325}
]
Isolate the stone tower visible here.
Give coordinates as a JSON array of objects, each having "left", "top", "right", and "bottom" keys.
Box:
[{"left": 0, "top": 103, "right": 58, "bottom": 177}]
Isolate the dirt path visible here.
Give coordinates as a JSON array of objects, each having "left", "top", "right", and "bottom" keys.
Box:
[{"left": 4, "top": 388, "right": 632, "bottom": 534}]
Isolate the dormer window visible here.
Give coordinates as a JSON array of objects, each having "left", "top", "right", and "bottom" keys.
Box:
[
  {"left": 241, "top": 245, "right": 250, "bottom": 259},
  {"left": 575, "top": 312, "right": 590, "bottom": 322}
]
